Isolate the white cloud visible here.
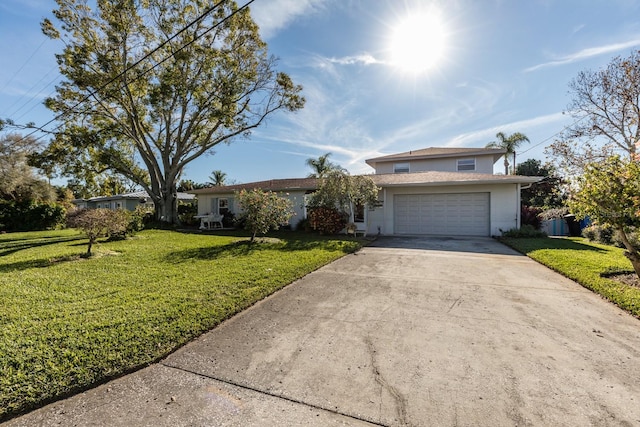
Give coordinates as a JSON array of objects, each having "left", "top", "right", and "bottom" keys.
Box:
[
  {"left": 445, "top": 112, "right": 565, "bottom": 147},
  {"left": 326, "top": 54, "right": 384, "bottom": 66},
  {"left": 249, "top": 0, "right": 330, "bottom": 39},
  {"left": 524, "top": 38, "right": 640, "bottom": 72}
]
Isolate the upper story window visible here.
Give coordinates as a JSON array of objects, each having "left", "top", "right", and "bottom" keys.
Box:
[
  {"left": 394, "top": 162, "right": 410, "bottom": 173},
  {"left": 457, "top": 158, "right": 476, "bottom": 171}
]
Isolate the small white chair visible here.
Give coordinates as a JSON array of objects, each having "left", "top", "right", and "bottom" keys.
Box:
[{"left": 206, "top": 213, "right": 223, "bottom": 229}]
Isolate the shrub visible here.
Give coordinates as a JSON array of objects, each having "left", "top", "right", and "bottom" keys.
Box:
[
  {"left": 222, "top": 211, "right": 235, "bottom": 228},
  {"left": 307, "top": 206, "right": 348, "bottom": 235},
  {"left": 582, "top": 223, "right": 615, "bottom": 245},
  {"left": 236, "top": 189, "right": 294, "bottom": 242},
  {"left": 295, "top": 217, "right": 312, "bottom": 232},
  {"left": 67, "top": 208, "right": 133, "bottom": 255},
  {"left": 177, "top": 203, "right": 198, "bottom": 226},
  {"left": 521, "top": 205, "right": 543, "bottom": 230},
  {"left": 0, "top": 200, "right": 66, "bottom": 231},
  {"left": 501, "top": 225, "right": 547, "bottom": 238}
]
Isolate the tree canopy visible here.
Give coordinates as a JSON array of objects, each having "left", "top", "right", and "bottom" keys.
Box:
[
  {"left": 35, "top": 0, "right": 304, "bottom": 223},
  {"left": 549, "top": 50, "right": 640, "bottom": 176},
  {"left": 486, "top": 132, "right": 529, "bottom": 175},
  {"left": 209, "top": 170, "right": 227, "bottom": 187},
  {"left": 570, "top": 156, "right": 640, "bottom": 277},
  {"left": 305, "top": 152, "right": 343, "bottom": 178},
  {"left": 0, "top": 133, "right": 56, "bottom": 203},
  {"left": 516, "top": 158, "right": 565, "bottom": 209}
]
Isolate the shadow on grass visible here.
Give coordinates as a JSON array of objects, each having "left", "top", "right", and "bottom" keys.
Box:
[
  {"left": 0, "top": 235, "right": 86, "bottom": 258},
  {"left": 166, "top": 234, "right": 360, "bottom": 263},
  {"left": 500, "top": 236, "right": 608, "bottom": 255},
  {"left": 0, "top": 254, "right": 82, "bottom": 273}
]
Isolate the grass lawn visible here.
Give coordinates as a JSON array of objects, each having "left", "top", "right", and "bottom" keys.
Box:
[
  {"left": 0, "top": 228, "right": 363, "bottom": 420},
  {"left": 501, "top": 236, "right": 640, "bottom": 318}
]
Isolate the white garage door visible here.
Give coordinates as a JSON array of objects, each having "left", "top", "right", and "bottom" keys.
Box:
[{"left": 394, "top": 193, "right": 490, "bottom": 236}]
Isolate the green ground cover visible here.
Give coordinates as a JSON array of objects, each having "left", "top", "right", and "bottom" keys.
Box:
[
  {"left": 501, "top": 236, "right": 640, "bottom": 318},
  {"left": 0, "top": 229, "right": 362, "bottom": 420}
]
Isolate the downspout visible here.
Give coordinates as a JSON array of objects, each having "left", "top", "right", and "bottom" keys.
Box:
[
  {"left": 516, "top": 183, "right": 522, "bottom": 229},
  {"left": 383, "top": 187, "right": 387, "bottom": 235}
]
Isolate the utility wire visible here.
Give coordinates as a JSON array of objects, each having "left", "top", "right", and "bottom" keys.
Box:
[
  {"left": 0, "top": 38, "right": 48, "bottom": 96},
  {"left": 519, "top": 115, "right": 588, "bottom": 155},
  {"left": 16, "top": 0, "right": 256, "bottom": 143}
]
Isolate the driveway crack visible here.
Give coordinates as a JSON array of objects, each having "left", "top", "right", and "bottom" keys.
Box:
[{"left": 365, "top": 336, "right": 410, "bottom": 426}]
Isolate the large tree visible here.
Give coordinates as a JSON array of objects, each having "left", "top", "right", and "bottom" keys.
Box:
[
  {"left": 549, "top": 50, "right": 640, "bottom": 176},
  {"left": 486, "top": 132, "right": 529, "bottom": 175},
  {"left": 36, "top": 0, "right": 304, "bottom": 223}
]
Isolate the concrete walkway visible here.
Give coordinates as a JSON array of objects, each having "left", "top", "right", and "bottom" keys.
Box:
[{"left": 4, "top": 236, "right": 640, "bottom": 426}]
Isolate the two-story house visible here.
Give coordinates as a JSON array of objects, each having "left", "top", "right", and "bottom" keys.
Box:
[{"left": 190, "top": 147, "right": 541, "bottom": 237}]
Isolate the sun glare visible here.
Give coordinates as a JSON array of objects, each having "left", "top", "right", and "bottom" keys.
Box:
[{"left": 388, "top": 10, "right": 448, "bottom": 75}]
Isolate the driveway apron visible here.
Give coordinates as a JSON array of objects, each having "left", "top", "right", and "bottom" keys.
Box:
[{"left": 5, "top": 236, "right": 640, "bottom": 426}]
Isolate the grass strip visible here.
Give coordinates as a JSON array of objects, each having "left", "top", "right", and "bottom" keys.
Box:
[
  {"left": 500, "top": 236, "right": 640, "bottom": 318},
  {"left": 0, "top": 229, "right": 362, "bottom": 420}
]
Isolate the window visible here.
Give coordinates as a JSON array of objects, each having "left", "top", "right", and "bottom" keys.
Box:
[
  {"left": 212, "top": 197, "right": 230, "bottom": 215},
  {"left": 394, "top": 162, "right": 410, "bottom": 173},
  {"left": 457, "top": 158, "right": 476, "bottom": 171},
  {"left": 218, "top": 198, "right": 229, "bottom": 215},
  {"left": 115, "top": 202, "right": 122, "bottom": 209}
]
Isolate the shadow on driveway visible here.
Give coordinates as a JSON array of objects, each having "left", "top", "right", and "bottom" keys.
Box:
[{"left": 369, "top": 235, "right": 522, "bottom": 255}]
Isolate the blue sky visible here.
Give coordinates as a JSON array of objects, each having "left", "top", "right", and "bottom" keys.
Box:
[{"left": 2, "top": 0, "right": 640, "bottom": 185}]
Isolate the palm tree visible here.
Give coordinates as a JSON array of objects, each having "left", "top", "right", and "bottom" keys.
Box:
[
  {"left": 305, "top": 152, "right": 342, "bottom": 178},
  {"left": 208, "top": 170, "right": 227, "bottom": 187},
  {"left": 486, "top": 132, "right": 530, "bottom": 174}
]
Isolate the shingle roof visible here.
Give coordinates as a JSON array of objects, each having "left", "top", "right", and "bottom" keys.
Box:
[
  {"left": 189, "top": 172, "right": 540, "bottom": 195},
  {"left": 370, "top": 171, "right": 541, "bottom": 186},
  {"left": 365, "top": 147, "right": 507, "bottom": 167},
  {"left": 189, "top": 178, "right": 319, "bottom": 194}
]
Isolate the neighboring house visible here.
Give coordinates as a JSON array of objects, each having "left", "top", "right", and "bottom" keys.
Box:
[
  {"left": 190, "top": 147, "right": 541, "bottom": 237},
  {"left": 73, "top": 190, "right": 196, "bottom": 211}
]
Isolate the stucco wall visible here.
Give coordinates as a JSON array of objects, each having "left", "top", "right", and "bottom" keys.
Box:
[
  {"left": 197, "top": 190, "right": 308, "bottom": 229},
  {"left": 373, "top": 155, "right": 496, "bottom": 175},
  {"left": 377, "top": 183, "right": 519, "bottom": 236}
]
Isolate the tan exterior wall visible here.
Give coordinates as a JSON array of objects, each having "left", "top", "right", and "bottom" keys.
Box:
[{"left": 373, "top": 155, "right": 496, "bottom": 175}]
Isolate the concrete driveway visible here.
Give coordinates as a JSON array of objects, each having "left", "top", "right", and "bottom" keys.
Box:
[{"left": 5, "top": 236, "right": 640, "bottom": 426}]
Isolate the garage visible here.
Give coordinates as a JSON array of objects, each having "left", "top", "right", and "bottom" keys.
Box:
[{"left": 394, "top": 193, "right": 490, "bottom": 236}]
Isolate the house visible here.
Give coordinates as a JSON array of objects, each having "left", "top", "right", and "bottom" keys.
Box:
[
  {"left": 189, "top": 147, "right": 541, "bottom": 237},
  {"left": 73, "top": 190, "right": 196, "bottom": 211}
]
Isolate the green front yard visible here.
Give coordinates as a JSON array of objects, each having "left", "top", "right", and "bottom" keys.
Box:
[
  {"left": 0, "top": 229, "right": 362, "bottom": 420},
  {"left": 501, "top": 236, "right": 640, "bottom": 318}
]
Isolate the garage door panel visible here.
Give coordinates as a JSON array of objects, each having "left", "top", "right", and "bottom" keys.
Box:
[{"left": 394, "top": 193, "right": 490, "bottom": 236}]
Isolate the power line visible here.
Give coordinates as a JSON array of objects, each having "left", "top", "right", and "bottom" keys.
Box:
[
  {"left": 0, "top": 38, "right": 48, "bottom": 96},
  {"left": 16, "top": 0, "right": 256, "bottom": 143},
  {"left": 519, "top": 115, "right": 588, "bottom": 155}
]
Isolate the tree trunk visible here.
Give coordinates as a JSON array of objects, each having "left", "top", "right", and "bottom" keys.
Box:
[
  {"left": 155, "top": 188, "right": 178, "bottom": 224},
  {"left": 617, "top": 226, "right": 640, "bottom": 278},
  {"left": 504, "top": 156, "right": 509, "bottom": 175}
]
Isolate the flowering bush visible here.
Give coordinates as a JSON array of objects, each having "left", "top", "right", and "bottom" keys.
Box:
[
  {"left": 237, "top": 189, "right": 294, "bottom": 242},
  {"left": 307, "top": 206, "right": 347, "bottom": 234}
]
